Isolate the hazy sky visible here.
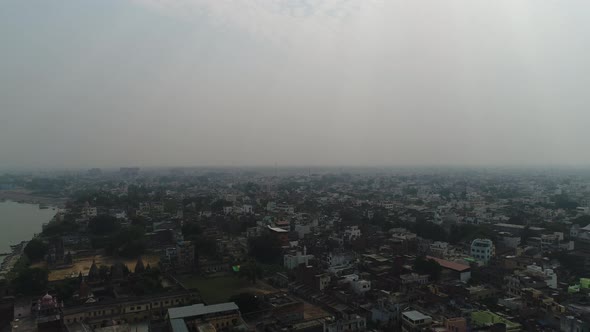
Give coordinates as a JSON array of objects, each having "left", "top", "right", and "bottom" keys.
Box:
[{"left": 1, "top": 0, "right": 590, "bottom": 169}]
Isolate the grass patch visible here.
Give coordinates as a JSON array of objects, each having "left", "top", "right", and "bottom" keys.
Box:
[{"left": 178, "top": 275, "right": 250, "bottom": 304}]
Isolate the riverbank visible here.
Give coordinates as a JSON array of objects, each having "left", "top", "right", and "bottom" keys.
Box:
[
  {"left": 0, "top": 189, "right": 66, "bottom": 207},
  {"left": 0, "top": 241, "right": 27, "bottom": 280},
  {"left": 0, "top": 201, "right": 58, "bottom": 274}
]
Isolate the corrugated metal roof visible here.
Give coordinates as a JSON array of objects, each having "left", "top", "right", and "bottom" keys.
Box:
[
  {"left": 168, "top": 303, "right": 239, "bottom": 319},
  {"left": 426, "top": 256, "right": 470, "bottom": 272}
]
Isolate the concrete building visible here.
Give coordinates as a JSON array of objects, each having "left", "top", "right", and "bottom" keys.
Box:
[
  {"left": 471, "top": 238, "right": 495, "bottom": 264},
  {"left": 167, "top": 303, "right": 242, "bottom": 332},
  {"left": 560, "top": 315, "right": 590, "bottom": 332},
  {"left": 426, "top": 256, "right": 471, "bottom": 282},
  {"left": 284, "top": 248, "right": 314, "bottom": 270},
  {"left": 267, "top": 226, "right": 290, "bottom": 247},
  {"left": 401, "top": 311, "right": 432, "bottom": 332},
  {"left": 344, "top": 226, "right": 362, "bottom": 241},
  {"left": 62, "top": 291, "right": 195, "bottom": 330},
  {"left": 399, "top": 273, "right": 429, "bottom": 286},
  {"left": 470, "top": 311, "right": 521, "bottom": 332},
  {"left": 176, "top": 241, "right": 195, "bottom": 271}
]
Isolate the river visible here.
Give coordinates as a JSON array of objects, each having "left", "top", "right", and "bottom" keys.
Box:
[{"left": 0, "top": 200, "right": 57, "bottom": 255}]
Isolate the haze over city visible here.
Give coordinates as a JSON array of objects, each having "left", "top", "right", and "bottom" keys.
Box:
[{"left": 2, "top": 0, "right": 590, "bottom": 169}]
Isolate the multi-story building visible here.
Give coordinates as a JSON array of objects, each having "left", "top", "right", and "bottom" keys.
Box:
[
  {"left": 401, "top": 310, "right": 432, "bottom": 332},
  {"left": 284, "top": 248, "right": 314, "bottom": 270},
  {"left": 176, "top": 241, "right": 195, "bottom": 271},
  {"left": 163, "top": 241, "right": 195, "bottom": 272},
  {"left": 325, "top": 311, "right": 366, "bottom": 332},
  {"left": 167, "top": 302, "right": 243, "bottom": 332},
  {"left": 267, "top": 226, "right": 290, "bottom": 247},
  {"left": 62, "top": 291, "right": 195, "bottom": 330},
  {"left": 471, "top": 238, "right": 495, "bottom": 264}
]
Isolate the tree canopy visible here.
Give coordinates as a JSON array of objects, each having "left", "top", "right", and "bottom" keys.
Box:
[
  {"left": 88, "top": 215, "right": 120, "bottom": 235},
  {"left": 107, "top": 226, "right": 146, "bottom": 258},
  {"left": 13, "top": 267, "right": 49, "bottom": 295},
  {"left": 248, "top": 234, "right": 283, "bottom": 264},
  {"left": 24, "top": 239, "right": 48, "bottom": 262},
  {"left": 230, "top": 293, "right": 262, "bottom": 314},
  {"left": 414, "top": 257, "right": 442, "bottom": 281}
]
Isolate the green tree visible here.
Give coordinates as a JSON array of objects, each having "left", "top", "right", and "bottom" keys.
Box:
[
  {"left": 238, "top": 260, "right": 263, "bottom": 284},
  {"left": 13, "top": 268, "right": 49, "bottom": 295},
  {"left": 553, "top": 194, "right": 578, "bottom": 210},
  {"left": 112, "top": 227, "right": 146, "bottom": 258},
  {"left": 230, "top": 293, "right": 261, "bottom": 314},
  {"left": 211, "top": 199, "right": 231, "bottom": 213},
  {"left": 414, "top": 257, "right": 442, "bottom": 281},
  {"left": 572, "top": 215, "right": 590, "bottom": 226},
  {"left": 413, "top": 220, "right": 448, "bottom": 242},
  {"left": 521, "top": 225, "right": 532, "bottom": 245},
  {"left": 24, "top": 239, "right": 48, "bottom": 262},
  {"left": 248, "top": 234, "right": 283, "bottom": 264},
  {"left": 88, "top": 215, "right": 120, "bottom": 235}
]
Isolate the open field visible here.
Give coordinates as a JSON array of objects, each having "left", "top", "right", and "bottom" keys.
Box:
[
  {"left": 177, "top": 275, "right": 276, "bottom": 304},
  {"left": 32, "top": 254, "right": 160, "bottom": 281}
]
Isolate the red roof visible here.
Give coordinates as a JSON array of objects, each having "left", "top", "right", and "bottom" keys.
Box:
[{"left": 426, "top": 256, "right": 470, "bottom": 272}]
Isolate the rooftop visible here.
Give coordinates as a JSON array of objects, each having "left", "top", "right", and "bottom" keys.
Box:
[
  {"left": 426, "top": 256, "right": 470, "bottom": 272},
  {"left": 403, "top": 310, "right": 431, "bottom": 321},
  {"left": 494, "top": 223, "right": 544, "bottom": 231},
  {"left": 168, "top": 303, "right": 239, "bottom": 319},
  {"left": 471, "top": 311, "right": 520, "bottom": 329},
  {"left": 267, "top": 226, "right": 288, "bottom": 233},
  {"left": 170, "top": 319, "right": 190, "bottom": 332}
]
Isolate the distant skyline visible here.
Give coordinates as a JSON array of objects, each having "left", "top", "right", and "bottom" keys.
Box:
[{"left": 2, "top": 1, "right": 590, "bottom": 169}]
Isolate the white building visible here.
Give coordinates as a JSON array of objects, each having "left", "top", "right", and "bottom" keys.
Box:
[
  {"left": 401, "top": 311, "right": 432, "bottom": 332},
  {"left": 471, "top": 238, "right": 495, "bottom": 264},
  {"left": 283, "top": 247, "right": 314, "bottom": 270},
  {"left": 294, "top": 224, "right": 312, "bottom": 239},
  {"left": 241, "top": 204, "right": 253, "bottom": 214},
  {"left": 344, "top": 226, "right": 362, "bottom": 241},
  {"left": 526, "top": 264, "right": 558, "bottom": 289},
  {"left": 351, "top": 279, "right": 371, "bottom": 295},
  {"left": 340, "top": 274, "right": 371, "bottom": 295}
]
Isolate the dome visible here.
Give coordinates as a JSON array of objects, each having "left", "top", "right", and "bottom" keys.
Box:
[{"left": 40, "top": 293, "right": 55, "bottom": 307}]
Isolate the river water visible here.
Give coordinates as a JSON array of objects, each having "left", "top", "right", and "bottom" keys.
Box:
[{"left": 0, "top": 200, "right": 57, "bottom": 254}]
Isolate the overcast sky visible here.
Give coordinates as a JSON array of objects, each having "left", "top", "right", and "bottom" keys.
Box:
[{"left": 1, "top": 0, "right": 590, "bottom": 169}]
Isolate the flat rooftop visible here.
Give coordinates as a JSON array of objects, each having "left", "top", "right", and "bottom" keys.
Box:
[
  {"left": 168, "top": 303, "right": 238, "bottom": 319},
  {"left": 403, "top": 310, "right": 431, "bottom": 321}
]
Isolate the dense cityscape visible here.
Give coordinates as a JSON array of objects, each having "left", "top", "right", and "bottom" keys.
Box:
[{"left": 0, "top": 167, "right": 588, "bottom": 331}]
